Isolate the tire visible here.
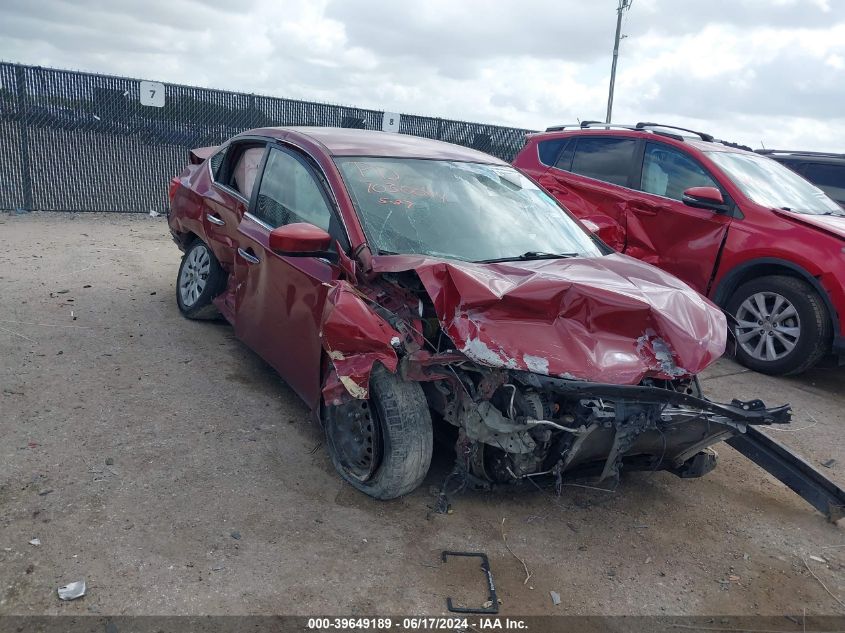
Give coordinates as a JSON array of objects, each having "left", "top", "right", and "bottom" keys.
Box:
[
  {"left": 323, "top": 366, "right": 433, "bottom": 499},
  {"left": 175, "top": 239, "right": 227, "bottom": 320},
  {"left": 726, "top": 275, "right": 831, "bottom": 375}
]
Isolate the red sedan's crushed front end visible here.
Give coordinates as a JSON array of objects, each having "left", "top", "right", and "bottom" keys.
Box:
[{"left": 319, "top": 252, "right": 789, "bottom": 488}]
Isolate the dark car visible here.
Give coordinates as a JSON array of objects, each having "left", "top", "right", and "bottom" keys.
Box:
[
  {"left": 514, "top": 122, "right": 845, "bottom": 376},
  {"left": 757, "top": 150, "right": 845, "bottom": 208},
  {"left": 167, "top": 127, "right": 789, "bottom": 500}
]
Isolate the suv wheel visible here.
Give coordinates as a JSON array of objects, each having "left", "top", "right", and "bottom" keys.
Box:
[{"left": 726, "top": 275, "right": 831, "bottom": 375}]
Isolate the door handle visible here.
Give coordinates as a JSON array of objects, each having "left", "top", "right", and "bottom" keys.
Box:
[
  {"left": 630, "top": 203, "right": 658, "bottom": 216},
  {"left": 237, "top": 247, "right": 260, "bottom": 264},
  {"left": 538, "top": 177, "right": 568, "bottom": 196},
  {"left": 206, "top": 213, "right": 225, "bottom": 226}
]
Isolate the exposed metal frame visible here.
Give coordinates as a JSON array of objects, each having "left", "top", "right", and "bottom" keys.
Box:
[{"left": 727, "top": 426, "right": 845, "bottom": 523}]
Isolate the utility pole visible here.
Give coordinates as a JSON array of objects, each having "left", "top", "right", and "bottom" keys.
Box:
[{"left": 605, "top": 0, "right": 632, "bottom": 123}]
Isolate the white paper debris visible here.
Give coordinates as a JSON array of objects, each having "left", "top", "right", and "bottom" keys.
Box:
[{"left": 58, "top": 580, "right": 86, "bottom": 601}]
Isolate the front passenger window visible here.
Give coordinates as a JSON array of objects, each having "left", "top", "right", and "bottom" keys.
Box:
[
  {"left": 254, "top": 149, "right": 332, "bottom": 231},
  {"left": 641, "top": 143, "right": 719, "bottom": 201}
]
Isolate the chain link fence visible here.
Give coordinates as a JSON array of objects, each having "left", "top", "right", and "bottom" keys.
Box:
[{"left": 0, "top": 62, "right": 534, "bottom": 213}]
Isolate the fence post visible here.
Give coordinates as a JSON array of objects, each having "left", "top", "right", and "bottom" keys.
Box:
[{"left": 14, "top": 65, "right": 34, "bottom": 211}]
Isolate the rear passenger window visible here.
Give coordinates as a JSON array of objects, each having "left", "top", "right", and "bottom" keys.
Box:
[
  {"left": 231, "top": 147, "right": 265, "bottom": 199},
  {"left": 209, "top": 148, "right": 227, "bottom": 180},
  {"left": 555, "top": 140, "right": 575, "bottom": 171},
  {"left": 641, "top": 143, "right": 718, "bottom": 201},
  {"left": 537, "top": 139, "right": 567, "bottom": 167},
  {"left": 215, "top": 143, "right": 265, "bottom": 199},
  {"left": 570, "top": 138, "right": 637, "bottom": 187}
]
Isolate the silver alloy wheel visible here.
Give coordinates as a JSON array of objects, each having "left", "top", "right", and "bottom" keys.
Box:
[
  {"left": 179, "top": 244, "right": 211, "bottom": 308},
  {"left": 734, "top": 291, "right": 801, "bottom": 362}
]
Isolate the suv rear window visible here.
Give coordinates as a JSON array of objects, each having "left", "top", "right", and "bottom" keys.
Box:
[
  {"left": 570, "top": 138, "right": 636, "bottom": 187},
  {"left": 537, "top": 139, "right": 567, "bottom": 167}
]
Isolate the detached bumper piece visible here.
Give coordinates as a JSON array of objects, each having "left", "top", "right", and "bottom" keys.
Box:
[
  {"left": 521, "top": 374, "right": 844, "bottom": 521},
  {"left": 727, "top": 426, "right": 845, "bottom": 523}
]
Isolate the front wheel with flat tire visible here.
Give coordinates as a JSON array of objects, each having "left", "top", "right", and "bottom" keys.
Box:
[
  {"left": 323, "top": 366, "right": 433, "bottom": 500},
  {"left": 176, "top": 239, "right": 227, "bottom": 319},
  {"left": 726, "top": 275, "right": 831, "bottom": 375}
]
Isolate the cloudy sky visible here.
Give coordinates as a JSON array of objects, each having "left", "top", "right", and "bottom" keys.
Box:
[{"left": 1, "top": 0, "right": 843, "bottom": 151}]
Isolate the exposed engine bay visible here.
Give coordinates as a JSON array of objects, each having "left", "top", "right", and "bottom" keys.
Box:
[
  {"left": 424, "top": 370, "right": 788, "bottom": 487},
  {"left": 320, "top": 262, "right": 792, "bottom": 493}
]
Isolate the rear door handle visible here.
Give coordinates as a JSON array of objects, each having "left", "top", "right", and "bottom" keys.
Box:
[
  {"left": 629, "top": 203, "right": 658, "bottom": 216},
  {"left": 206, "top": 213, "right": 225, "bottom": 226},
  {"left": 237, "top": 247, "right": 260, "bottom": 264},
  {"left": 538, "top": 176, "right": 568, "bottom": 196}
]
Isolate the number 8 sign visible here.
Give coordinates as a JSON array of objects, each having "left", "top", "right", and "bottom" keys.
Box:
[
  {"left": 381, "top": 111, "right": 400, "bottom": 133},
  {"left": 139, "top": 81, "right": 166, "bottom": 107}
]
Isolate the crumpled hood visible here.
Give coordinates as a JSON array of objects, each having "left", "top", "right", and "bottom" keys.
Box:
[{"left": 372, "top": 253, "right": 727, "bottom": 384}]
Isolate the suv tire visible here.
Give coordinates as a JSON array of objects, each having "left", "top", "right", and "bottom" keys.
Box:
[{"left": 727, "top": 275, "right": 831, "bottom": 375}]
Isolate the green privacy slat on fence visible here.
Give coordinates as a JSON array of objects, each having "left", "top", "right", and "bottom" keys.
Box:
[{"left": 0, "top": 62, "right": 534, "bottom": 213}]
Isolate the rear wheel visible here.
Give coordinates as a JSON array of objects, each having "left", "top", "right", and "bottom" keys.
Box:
[
  {"left": 323, "top": 367, "right": 433, "bottom": 499},
  {"left": 727, "top": 275, "right": 830, "bottom": 375},
  {"left": 176, "top": 239, "right": 227, "bottom": 319}
]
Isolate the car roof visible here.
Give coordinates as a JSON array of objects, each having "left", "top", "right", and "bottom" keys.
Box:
[{"left": 244, "top": 126, "right": 508, "bottom": 164}]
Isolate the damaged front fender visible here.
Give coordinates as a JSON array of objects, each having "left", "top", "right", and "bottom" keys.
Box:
[{"left": 320, "top": 280, "right": 399, "bottom": 403}]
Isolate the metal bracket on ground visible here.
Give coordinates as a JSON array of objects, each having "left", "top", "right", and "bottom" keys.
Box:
[{"left": 442, "top": 551, "right": 499, "bottom": 614}]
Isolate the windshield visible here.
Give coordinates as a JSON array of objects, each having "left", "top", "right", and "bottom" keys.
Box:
[
  {"left": 707, "top": 151, "right": 842, "bottom": 215},
  {"left": 335, "top": 158, "right": 602, "bottom": 262}
]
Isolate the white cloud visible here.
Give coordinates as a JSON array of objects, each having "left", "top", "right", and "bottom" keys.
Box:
[{"left": 0, "top": 0, "right": 843, "bottom": 151}]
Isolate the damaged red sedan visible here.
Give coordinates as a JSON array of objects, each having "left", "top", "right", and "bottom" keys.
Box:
[{"left": 167, "top": 127, "right": 791, "bottom": 501}]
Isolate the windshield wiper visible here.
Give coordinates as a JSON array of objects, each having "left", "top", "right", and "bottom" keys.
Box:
[{"left": 478, "top": 251, "right": 580, "bottom": 264}]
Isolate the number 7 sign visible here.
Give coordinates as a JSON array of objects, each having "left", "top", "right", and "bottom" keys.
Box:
[{"left": 139, "top": 81, "right": 166, "bottom": 107}]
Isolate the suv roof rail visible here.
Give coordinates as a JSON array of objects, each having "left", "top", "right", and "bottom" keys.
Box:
[
  {"left": 756, "top": 149, "right": 845, "bottom": 159},
  {"left": 719, "top": 140, "right": 754, "bottom": 152},
  {"left": 635, "top": 122, "right": 714, "bottom": 143},
  {"left": 545, "top": 121, "right": 637, "bottom": 132}
]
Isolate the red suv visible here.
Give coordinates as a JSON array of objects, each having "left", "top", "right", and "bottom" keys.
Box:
[{"left": 514, "top": 122, "right": 845, "bottom": 375}]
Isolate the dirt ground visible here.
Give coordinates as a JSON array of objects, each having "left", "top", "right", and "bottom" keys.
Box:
[{"left": 1, "top": 212, "right": 843, "bottom": 617}]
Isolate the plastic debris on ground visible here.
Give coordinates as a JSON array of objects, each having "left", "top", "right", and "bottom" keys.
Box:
[{"left": 57, "top": 580, "right": 86, "bottom": 601}]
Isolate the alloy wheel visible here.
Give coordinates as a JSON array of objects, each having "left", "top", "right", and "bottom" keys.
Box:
[
  {"left": 734, "top": 291, "right": 801, "bottom": 362},
  {"left": 179, "top": 244, "right": 211, "bottom": 307}
]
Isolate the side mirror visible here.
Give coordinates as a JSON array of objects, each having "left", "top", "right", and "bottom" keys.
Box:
[
  {"left": 269, "top": 222, "right": 332, "bottom": 256},
  {"left": 683, "top": 186, "right": 726, "bottom": 211}
]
